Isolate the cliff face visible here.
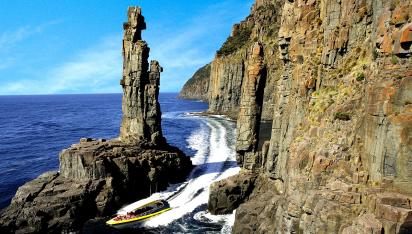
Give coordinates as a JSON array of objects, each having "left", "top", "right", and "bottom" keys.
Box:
[
  {"left": 179, "top": 63, "right": 211, "bottom": 101},
  {"left": 209, "top": 0, "right": 412, "bottom": 233},
  {"left": 0, "top": 7, "right": 192, "bottom": 233},
  {"left": 206, "top": 0, "right": 284, "bottom": 120},
  {"left": 180, "top": 0, "right": 283, "bottom": 120}
]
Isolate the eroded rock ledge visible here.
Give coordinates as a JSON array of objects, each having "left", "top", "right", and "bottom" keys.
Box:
[{"left": 0, "top": 6, "right": 192, "bottom": 233}]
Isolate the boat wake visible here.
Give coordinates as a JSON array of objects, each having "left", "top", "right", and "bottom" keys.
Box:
[{"left": 117, "top": 114, "right": 239, "bottom": 233}]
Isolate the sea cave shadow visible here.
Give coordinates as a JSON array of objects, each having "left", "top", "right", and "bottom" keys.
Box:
[{"left": 189, "top": 160, "right": 238, "bottom": 179}]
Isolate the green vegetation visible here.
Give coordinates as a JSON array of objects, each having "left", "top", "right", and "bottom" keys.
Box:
[
  {"left": 334, "top": 112, "right": 351, "bottom": 121},
  {"left": 391, "top": 55, "right": 399, "bottom": 64},
  {"left": 356, "top": 72, "right": 365, "bottom": 81},
  {"left": 309, "top": 87, "right": 338, "bottom": 119},
  {"left": 372, "top": 49, "right": 379, "bottom": 61},
  {"left": 297, "top": 55, "right": 304, "bottom": 64},
  {"left": 267, "top": 28, "right": 276, "bottom": 37},
  {"left": 256, "top": 3, "right": 276, "bottom": 13},
  {"left": 256, "top": 3, "right": 278, "bottom": 39},
  {"left": 308, "top": 85, "right": 354, "bottom": 125},
  {"left": 183, "top": 63, "right": 211, "bottom": 87},
  {"left": 390, "top": 0, "right": 399, "bottom": 11},
  {"left": 216, "top": 27, "right": 252, "bottom": 57}
]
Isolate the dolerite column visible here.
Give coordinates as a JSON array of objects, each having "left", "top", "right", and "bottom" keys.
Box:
[
  {"left": 120, "top": 7, "right": 163, "bottom": 144},
  {"left": 236, "top": 42, "right": 266, "bottom": 169},
  {"left": 145, "top": 60, "right": 165, "bottom": 145}
]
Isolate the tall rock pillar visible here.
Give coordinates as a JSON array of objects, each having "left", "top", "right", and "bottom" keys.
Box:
[
  {"left": 236, "top": 42, "right": 266, "bottom": 169},
  {"left": 145, "top": 60, "right": 164, "bottom": 144},
  {"left": 119, "top": 7, "right": 163, "bottom": 144}
]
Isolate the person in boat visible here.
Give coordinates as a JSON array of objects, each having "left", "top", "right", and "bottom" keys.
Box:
[{"left": 112, "top": 200, "right": 167, "bottom": 221}]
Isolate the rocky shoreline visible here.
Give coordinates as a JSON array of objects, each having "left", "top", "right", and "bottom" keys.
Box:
[
  {"left": 0, "top": 7, "right": 192, "bottom": 233},
  {"left": 0, "top": 139, "right": 191, "bottom": 233}
]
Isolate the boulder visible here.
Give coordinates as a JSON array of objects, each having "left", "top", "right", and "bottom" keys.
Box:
[{"left": 208, "top": 171, "right": 257, "bottom": 214}]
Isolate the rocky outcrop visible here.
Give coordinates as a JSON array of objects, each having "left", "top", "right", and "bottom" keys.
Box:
[
  {"left": 207, "top": 172, "right": 257, "bottom": 215},
  {"left": 232, "top": 175, "right": 281, "bottom": 234},
  {"left": 0, "top": 139, "right": 191, "bottom": 233},
  {"left": 208, "top": 0, "right": 412, "bottom": 233},
  {"left": 120, "top": 7, "right": 164, "bottom": 145},
  {"left": 59, "top": 139, "right": 191, "bottom": 196},
  {"left": 0, "top": 7, "right": 192, "bottom": 233},
  {"left": 179, "top": 63, "right": 211, "bottom": 101}
]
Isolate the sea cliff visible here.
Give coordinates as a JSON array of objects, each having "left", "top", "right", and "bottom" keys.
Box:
[
  {"left": 178, "top": 63, "right": 211, "bottom": 101},
  {"left": 0, "top": 7, "right": 192, "bottom": 233},
  {"left": 199, "top": 0, "right": 412, "bottom": 233}
]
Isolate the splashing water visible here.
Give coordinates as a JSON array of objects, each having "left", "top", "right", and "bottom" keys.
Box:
[{"left": 118, "top": 115, "right": 239, "bottom": 233}]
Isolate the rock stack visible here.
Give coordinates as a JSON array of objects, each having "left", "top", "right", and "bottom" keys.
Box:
[
  {"left": 0, "top": 7, "right": 192, "bottom": 233},
  {"left": 119, "top": 7, "right": 164, "bottom": 145}
]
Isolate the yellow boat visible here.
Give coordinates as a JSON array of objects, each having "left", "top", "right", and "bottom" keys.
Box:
[{"left": 106, "top": 200, "right": 171, "bottom": 228}]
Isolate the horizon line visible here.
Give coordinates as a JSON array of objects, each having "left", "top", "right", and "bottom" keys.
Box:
[{"left": 0, "top": 91, "right": 182, "bottom": 97}]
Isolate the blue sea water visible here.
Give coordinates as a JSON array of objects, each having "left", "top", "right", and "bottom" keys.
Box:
[
  {"left": 0, "top": 93, "right": 207, "bottom": 209},
  {"left": 0, "top": 93, "right": 239, "bottom": 233}
]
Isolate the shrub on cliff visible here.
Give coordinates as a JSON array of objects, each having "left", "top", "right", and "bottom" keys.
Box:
[
  {"left": 184, "top": 63, "right": 211, "bottom": 87},
  {"left": 356, "top": 72, "right": 365, "bottom": 81},
  {"left": 217, "top": 27, "right": 252, "bottom": 57},
  {"left": 334, "top": 112, "right": 351, "bottom": 121}
]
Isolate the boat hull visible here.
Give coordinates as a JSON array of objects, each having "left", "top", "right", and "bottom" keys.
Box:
[{"left": 106, "top": 200, "right": 171, "bottom": 229}]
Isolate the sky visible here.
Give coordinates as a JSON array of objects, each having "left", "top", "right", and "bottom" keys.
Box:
[{"left": 0, "top": 0, "right": 254, "bottom": 95}]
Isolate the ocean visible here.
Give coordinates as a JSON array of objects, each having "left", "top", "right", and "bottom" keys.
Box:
[{"left": 0, "top": 93, "right": 239, "bottom": 233}]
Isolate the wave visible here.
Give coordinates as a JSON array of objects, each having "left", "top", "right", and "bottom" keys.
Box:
[
  {"left": 162, "top": 111, "right": 200, "bottom": 119},
  {"left": 186, "top": 122, "right": 209, "bottom": 166},
  {"left": 193, "top": 210, "right": 236, "bottom": 234},
  {"left": 161, "top": 111, "right": 183, "bottom": 119},
  {"left": 117, "top": 115, "right": 240, "bottom": 232}
]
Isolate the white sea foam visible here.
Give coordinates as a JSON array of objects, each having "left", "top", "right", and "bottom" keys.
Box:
[
  {"left": 161, "top": 111, "right": 180, "bottom": 119},
  {"left": 209, "top": 114, "right": 233, "bottom": 121},
  {"left": 186, "top": 122, "right": 209, "bottom": 166},
  {"left": 117, "top": 115, "right": 240, "bottom": 230},
  {"left": 192, "top": 209, "right": 237, "bottom": 234}
]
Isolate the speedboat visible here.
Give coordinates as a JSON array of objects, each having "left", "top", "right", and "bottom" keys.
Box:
[{"left": 106, "top": 200, "right": 171, "bottom": 228}]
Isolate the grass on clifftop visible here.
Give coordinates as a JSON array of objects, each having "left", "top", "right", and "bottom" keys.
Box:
[
  {"left": 217, "top": 27, "right": 252, "bottom": 57},
  {"left": 183, "top": 63, "right": 211, "bottom": 87}
]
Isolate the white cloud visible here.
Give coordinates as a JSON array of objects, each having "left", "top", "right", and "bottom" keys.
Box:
[
  {"left": 0, "top": 35, "right": 122, "bottom": 95},
  {"left": 0, "top": 0, "right": 254, "bottom": 94},
  {"left": 46, "top": 35, "right": 122, "bottom": 93},
  {"left": 0, "top": 20, "right": 62, "bottom": 72},
  {"left": 147, "top": 0, "right": 254, "bottom": 92},
  {"left": 0, "top": 20, "right": 61, "bottom": 52},
  {"left": 0, "top": 27, "right": 30, "bottom": 51}
]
